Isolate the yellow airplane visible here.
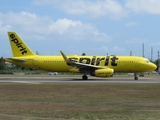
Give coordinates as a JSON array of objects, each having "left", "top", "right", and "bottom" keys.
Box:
[{"left": 5, "top": 32, "right": 157, "bottom": 80}]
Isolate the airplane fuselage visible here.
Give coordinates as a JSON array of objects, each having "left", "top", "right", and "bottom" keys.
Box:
[{"left": 6, "top": 55, "right": 155, "bottom": 73}]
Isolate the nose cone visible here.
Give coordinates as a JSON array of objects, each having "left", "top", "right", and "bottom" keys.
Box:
[{"left": 151, "top": 63, "right": 157, "bottom": 71}]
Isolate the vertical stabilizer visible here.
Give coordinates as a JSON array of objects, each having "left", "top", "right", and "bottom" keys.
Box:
[{"left": 8, "top": 32, "right": 36, "bottom": 57}]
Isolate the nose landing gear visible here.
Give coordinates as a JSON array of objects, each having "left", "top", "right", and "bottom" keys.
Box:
[{"left": 134, "top": 73, "right": 138, "bottom": 80}]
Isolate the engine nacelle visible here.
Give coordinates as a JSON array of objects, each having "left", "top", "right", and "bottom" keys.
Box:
[{"left": 90, "top": 68, "right": 114, "bottom": 77}]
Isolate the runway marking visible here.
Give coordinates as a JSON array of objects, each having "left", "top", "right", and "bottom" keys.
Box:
[{"left": 12, "top": 81, "right": 42, "bottom": 84}]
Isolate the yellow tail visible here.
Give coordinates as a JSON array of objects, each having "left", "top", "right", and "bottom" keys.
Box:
[{"left": 8, "top": 32, "right": 36, "bottom": 57}]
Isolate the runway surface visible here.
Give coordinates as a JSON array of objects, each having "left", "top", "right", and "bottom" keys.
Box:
[{"left": 0, "top": 76, "right": 160, "bottom": 84}]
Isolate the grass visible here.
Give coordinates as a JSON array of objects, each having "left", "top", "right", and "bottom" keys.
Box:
[{"left": 0, "top": 83, "right": 160, "bottom": 120}]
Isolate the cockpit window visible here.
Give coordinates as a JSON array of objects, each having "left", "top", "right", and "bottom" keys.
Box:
[{"left": 144, "top": 60, "right": 150, "bottom": 63}]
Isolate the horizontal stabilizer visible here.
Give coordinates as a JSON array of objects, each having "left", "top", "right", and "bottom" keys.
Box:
[{"left": 5, "top": 58, "right": 26, "bottom": 63}]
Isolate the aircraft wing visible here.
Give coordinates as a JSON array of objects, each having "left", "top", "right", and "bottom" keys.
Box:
[{"left": 60, "top": 51, "right": 107, "bottom": 71}]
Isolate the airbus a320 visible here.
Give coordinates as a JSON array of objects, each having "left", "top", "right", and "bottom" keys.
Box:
[{"left": 5, "top": 32, "right": 157, "bottom": 80}]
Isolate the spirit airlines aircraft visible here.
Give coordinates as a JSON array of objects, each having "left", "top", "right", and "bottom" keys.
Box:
[{"left": 5, "top": 32, "right": 157, "bottom": 80}]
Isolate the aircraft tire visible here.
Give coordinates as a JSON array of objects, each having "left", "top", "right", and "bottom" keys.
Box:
[
  {"left": 134, "top": 77, "right": 138, "bottom": 80},
  {"left": 82, "top": 75, "right": 88, "bottom": 80}
]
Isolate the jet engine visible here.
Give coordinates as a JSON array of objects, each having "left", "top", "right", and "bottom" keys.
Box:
[{"left": 90, "top": 68, "right": 114, "bottom": 77}]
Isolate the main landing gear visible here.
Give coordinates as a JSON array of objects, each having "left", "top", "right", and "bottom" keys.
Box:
[
  {"left": 82, "top": 75, "right": 88, "bottom": 80},
  {"left": 134, "top": 73, "right": 138, "bottom": 80},
  {"left": 82, "top": 74, "right": 139, "bottom": 80}
]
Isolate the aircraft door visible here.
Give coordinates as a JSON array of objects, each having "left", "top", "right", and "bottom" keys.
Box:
[
  {"left": 33, "top": 57, "right": 39, "bottom": 69},
  {"left": 135, "top": 58, "right": 140, "bottom": 67}
]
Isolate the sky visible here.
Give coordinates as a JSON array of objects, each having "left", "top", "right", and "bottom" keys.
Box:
[{"left": 0, "top": 0, "right": 160, "bottom": 61}]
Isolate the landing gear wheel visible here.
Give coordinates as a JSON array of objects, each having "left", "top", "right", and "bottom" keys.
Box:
[
  {"left": 82, "top": 75, "right": 88, "bottom": 80},
  {"left": 134, "top": 73, "right": 138, "bottom": 80},
  {"left": 134, "top": 76, "right": 138, "bottom": 80}
]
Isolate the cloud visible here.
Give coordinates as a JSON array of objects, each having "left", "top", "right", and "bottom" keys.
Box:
[
  {"left": 0, "top": 11, "right": 50, "bottom": 35},
  {"left": 151, "top": 42, "right": 160, "bottom": 46},
  {"left": 125, "top": 22, "right": 138, "bottom": 27},
  {"left": 0, "top": 11, "right": 111, "bottom": 42},
  {"left": 48, "top": 18, "right": 111, "bottom": 42},
  {"left": 0, "top": 11, "right": 38, "bottom": 25},
  {"left": 49, "top": 18, "right": 82, "bottom": 35},
  {"left": 126, "top": 38, "right": 149, "bottom": 44},
  {"left": 125, "top": 0, "right": 160, "bottom": 14},
  {"left": 33, "top": 0, "right": 160, "bottom": 17},
  {"left": 33, "top": 0, "right": 127, "bottom": 19},
  {"left": 0, "top": 21, "right": 11, "bottom": 35},
  {"left": 101, "top": 46, "right": 109, "bottom": 51},
  {"left": 92, "top": 46, "right": 126, "bottom": 56},
  {"left": 112, "top": 46, "right": 125, "bottom": 52}
]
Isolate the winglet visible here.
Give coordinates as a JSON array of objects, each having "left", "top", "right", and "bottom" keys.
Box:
[{"left": 60, "top": 50, "right": 70, "bottom": 65}]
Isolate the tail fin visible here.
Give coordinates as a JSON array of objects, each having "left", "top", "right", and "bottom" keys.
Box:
[{"left": 8, "top": 32, "right": 36, "bottom": 57}]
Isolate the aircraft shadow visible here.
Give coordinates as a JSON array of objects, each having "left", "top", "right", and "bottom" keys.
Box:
[{"left": 66, "top": 78, "right": 112, "bottom": 81}]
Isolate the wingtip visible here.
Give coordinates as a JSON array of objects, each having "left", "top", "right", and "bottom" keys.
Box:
[
  {"left": 60, "top": 50, "right": 63, "bottom": 55},
  {"left": 60, "top": 50, "right": 70, "bottom": 63}
]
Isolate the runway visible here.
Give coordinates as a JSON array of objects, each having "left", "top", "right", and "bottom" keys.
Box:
[{"left": 0, "top": 76, "right": 160, "bottom": 84}]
